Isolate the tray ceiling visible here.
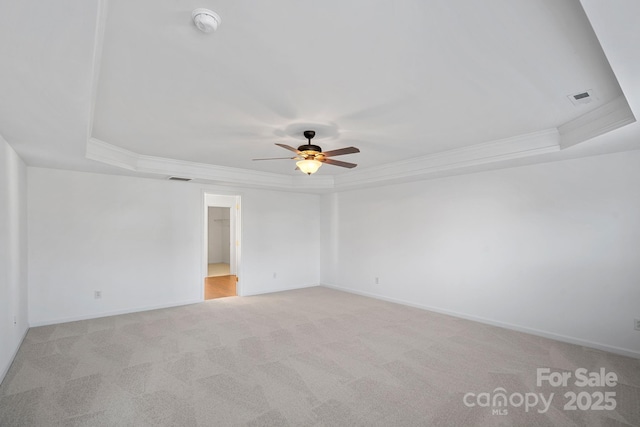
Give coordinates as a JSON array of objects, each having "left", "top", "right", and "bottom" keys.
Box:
[{"left": 1, "top": 0, "right": 638, "bottom": 190}]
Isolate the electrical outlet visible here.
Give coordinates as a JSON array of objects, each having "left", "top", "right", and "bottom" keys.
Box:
[
  {"left": 375, "top": 277, "right": 379, "bottom": 285},
  {"left": 94, "top": 291, "right": 102, "bottom": 299},
  {"left": 635, "top": 318, "right": 640, "bottom": 331},
  {"left": 273, "top": 272, "right": 277, "bottom": 279}
]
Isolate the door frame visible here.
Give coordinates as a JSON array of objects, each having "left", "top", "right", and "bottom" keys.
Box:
[{"left": 203, "top": 192, "right": 242, "bottom": 298}]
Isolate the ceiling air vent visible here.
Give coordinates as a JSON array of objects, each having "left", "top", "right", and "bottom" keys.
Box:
[
  {"left": 168, "top": 176, "right": 192, "bottom": 182},
  {"left": 567, "top": 89, "right": 595, "bottom": 106}
]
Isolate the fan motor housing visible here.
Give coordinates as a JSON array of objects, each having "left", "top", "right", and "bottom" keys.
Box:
[{"left": 297, "top": 144, "right": 322, "bottom": 153}]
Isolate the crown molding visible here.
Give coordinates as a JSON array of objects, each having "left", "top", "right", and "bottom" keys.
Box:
[
  {"left": 558, "top": 95, "right": 636, "bottom": 149},
  {"left": 87, "top": 129, "right": 561, "bottom": 191},
  {"left": 333, "top": 129, "right": 561, "bottom": 190},
  {"left": 292, "top": 174, "right": 335, "bottom": 190},
  {"left": 87, "top": 98, "right": 634, "bottom": 192},
  {"left": 86, "top": 137, "right": 137, "bottom": 171},
  {"left": 86, "top": 138, "right": 334, "bottom": 190}
]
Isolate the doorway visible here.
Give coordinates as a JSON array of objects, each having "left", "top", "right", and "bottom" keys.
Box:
[{"left": 203, "top": 194, "right": 241, "bottom": 300}]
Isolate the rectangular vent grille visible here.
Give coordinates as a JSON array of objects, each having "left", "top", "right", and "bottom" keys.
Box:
[
  {"left": 568, "top": 89, "right": 594, "bottom": 106},
  {"left": 168, "top": 176, "right": 192, "bottom": 182}
]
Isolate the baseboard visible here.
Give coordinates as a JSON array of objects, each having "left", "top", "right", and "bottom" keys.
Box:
[
  {"left": 321, "top": 283, "right": 640, "bottom": 360},
  {"left": 28, "top": 299, "right": 201, "bottom": 327},
  {"left": 28, "top": 283, "right": 320, "bottom": 326},
  {"left": 0, "top": 326, "right": 29, "bottom": 386},
  {"left": 242, "top": 282, "right": 318, "bottom": 297}
]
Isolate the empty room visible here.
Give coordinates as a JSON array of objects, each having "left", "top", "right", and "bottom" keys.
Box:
[{"left": 1, "top": 0, "right": 639, "bottom": 426}]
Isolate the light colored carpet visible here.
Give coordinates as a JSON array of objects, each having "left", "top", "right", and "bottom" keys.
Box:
[
  {"left": 208, "top": 263, "right": 230, "bottom": 277},
  {"left": 1, "top": 287, "right": 638, "bottom": 426}
]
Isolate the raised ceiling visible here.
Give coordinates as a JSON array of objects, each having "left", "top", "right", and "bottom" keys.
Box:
[{"left": 1, "top": 0, "right": 639, "bottom": 190}]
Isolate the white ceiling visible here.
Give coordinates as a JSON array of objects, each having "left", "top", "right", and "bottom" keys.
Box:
[{"left": 1, "top": 0, "right": 639, "bottom": 190}]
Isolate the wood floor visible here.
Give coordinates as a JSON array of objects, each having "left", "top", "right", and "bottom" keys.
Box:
[{"left": 204, "top": 275, "right": 237, "bottom": 299}]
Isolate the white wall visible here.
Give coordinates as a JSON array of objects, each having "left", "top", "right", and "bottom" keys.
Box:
[
  {"left": 28, "top": 168, "right": 321, "bottom": 325},
  {"left": 240, "top": 188, "right": 320, "bottom": 295},
  {"left": 207, "top": 207, "right": 222, "bottom": 263},
  {"left": 26, "top": 150, "right": 640, "bottom": 356},
  {"left": 321, "top": 150, "right": 640, "bottom": 357},
  {"left": 220, "top": 209, "right": 230, "bottom": 264},
  {"left": 207, "top": 207, "right": 230, "bottom": 264},
  {"left": 0, "top": 135, "right": 28, "bottom": 384}
]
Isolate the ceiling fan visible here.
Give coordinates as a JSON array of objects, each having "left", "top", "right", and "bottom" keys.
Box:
[{"left": 253, "top": 130, "right": 360, "bottom": 175}]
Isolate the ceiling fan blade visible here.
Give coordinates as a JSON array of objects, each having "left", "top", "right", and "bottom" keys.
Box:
[
  {"left": 275, "top": 143, "right": 301, "bottom": 154},
  {"left": 321, "top": 158, "right": 358, "bottom": 169},
  {"left": 321, "top": 146, "right": 360, "bottom": 157},
  {"left": 252, "top": 157, "right": 297, "bottom": 161}
]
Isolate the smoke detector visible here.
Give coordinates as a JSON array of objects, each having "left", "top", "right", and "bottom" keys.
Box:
[{"left": 192, "top": 8, "right": 221, "bottom": 33}]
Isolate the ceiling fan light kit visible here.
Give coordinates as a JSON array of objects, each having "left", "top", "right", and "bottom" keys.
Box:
[
  {"left": 296, "top": 159, "right": 322, "bottom": 175},
  {"left": 253, "top": 130, "right": 360, "bottom": 176},
  {"left": 192, "top": 8, "right": 221, "bottom": 33}
]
